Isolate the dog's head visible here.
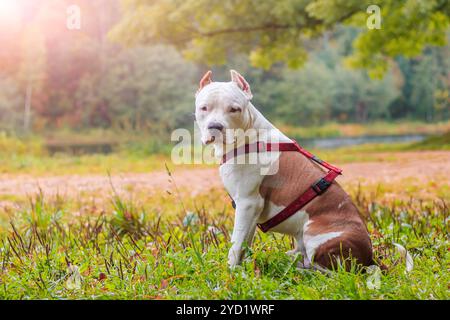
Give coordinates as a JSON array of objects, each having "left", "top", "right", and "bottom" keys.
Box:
[{"left": 195, "top": 70, "right": 253, "bottom": 145}]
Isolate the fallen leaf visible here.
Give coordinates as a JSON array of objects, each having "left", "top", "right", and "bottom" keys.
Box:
[{"left": 160, "top": 279, "right": 169, "bottom": 289}]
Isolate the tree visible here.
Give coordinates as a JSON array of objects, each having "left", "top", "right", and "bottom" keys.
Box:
[
  {"left": 394, "top": 45, "right": 450, "bottom": 122},
  {"left": 225, "top": 29, "right": 400, "bottom": 125},
  {"left": 0, "top": 77, "right": 23, "bottom": 132},
  {"left": 329, "top": 65, "right": 398, "bottom": 122},
  {"left": 75, "top": 45, "right": 197, "bottom": 133},
  {"left": 110, "top": 0, "right": 449, "bottom": 77},
  {"left": 16, "top": 26, "right": 47, "bottom": 132},
  {"left": 255, "top": 61, "right": 334, "bottom": 125}
]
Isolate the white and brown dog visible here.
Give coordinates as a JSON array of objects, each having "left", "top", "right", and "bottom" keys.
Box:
[{"left": 194, "top": 70, "right": 407, "bottom": 271}]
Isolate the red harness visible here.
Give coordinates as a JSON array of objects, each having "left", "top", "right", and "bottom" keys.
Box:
[{"left": 221, "top": 140, "right": 342, "bottom": 233}]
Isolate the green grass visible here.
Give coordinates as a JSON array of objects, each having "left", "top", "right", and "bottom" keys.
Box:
[
  {"left": 0, "top": 153, "right": 176, "bottom": 176},
  {"left": 306, "top": 130, "right": 450, "bottom": 163},
  {"left": 406, "top": 131, "right": 450, "bottom": 151},
  {"left": 0, "top": 186, "right": 448, "bottom": 300}
]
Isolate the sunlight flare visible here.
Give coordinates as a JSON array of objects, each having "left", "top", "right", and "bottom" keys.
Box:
[{"left": 0, "top": 0, "right": 22, "bottom": 26}]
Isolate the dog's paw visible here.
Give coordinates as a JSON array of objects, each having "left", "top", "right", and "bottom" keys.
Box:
[
  {"left": 296, "top": 260, "right": 309, "bottom": 269},
  {"left": 227, "top": 248, "right": 242, "bottom": 269},
  {"left": 285, "top": 249, "right": 300, "bottom": 256}
]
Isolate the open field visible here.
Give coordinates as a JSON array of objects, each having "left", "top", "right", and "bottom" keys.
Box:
[
  {"left": 0, "top": 141, "right": 449, "bottom": 299},
  {"left": 0, "top": 180, "right": 448, "bottom": 299},
  {"left": 0, "top": 191, "right": 448, "bottom": 299},
  {"left": 0, "top": 150, "right": 449, "bottom": 207},
  {"left": 1, "top": 122, "right": 449, "bottom": 176}
]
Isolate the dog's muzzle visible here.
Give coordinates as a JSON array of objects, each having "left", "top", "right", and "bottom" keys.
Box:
[
  {"left": 203, "top": 122, "right": 225, "bottom": 144},
  {"left": 207, "top": 122, "right": 224, "bottom": 132}
]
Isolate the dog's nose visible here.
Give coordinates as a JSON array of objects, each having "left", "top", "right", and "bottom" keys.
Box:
[{"left": 207, "top": 122, "right": 224, "bottom": 131}]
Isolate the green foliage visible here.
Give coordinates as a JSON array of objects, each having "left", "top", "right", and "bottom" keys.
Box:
[
  {"left": 111, "top": 0, "right": 450, "bottom": 76},
  {"left": 0, "top": 0, "right": 448, "bottom": 137},
  {"left": 344, "top": 0, "right": 450, "bottom": 78},
  {"left": 0, "top": 133, "right": 43, "bottom": 156},
  {"left": 393, "top": 45, "right": 450, "bottom": 121},
  {"left": 246, "top": 31, "right": 400, "bottom": 125}
]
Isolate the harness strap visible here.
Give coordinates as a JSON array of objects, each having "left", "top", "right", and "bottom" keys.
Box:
[
  {"left": 221, "top": 140, "right": 342, "bottom": 233},
  {"left": 222, "top": 141, "right": 298, "bottom": 165},
  {"left": 222, "top": 141, "right": 342, "bottom": 174},
  {"left": 257, "top": 169, "right": 340, "bottom": 232}
]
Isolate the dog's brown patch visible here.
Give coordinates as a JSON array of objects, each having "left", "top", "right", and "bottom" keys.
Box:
[{"left": 259, "top": 151, "right": 373, "bottom": 269}]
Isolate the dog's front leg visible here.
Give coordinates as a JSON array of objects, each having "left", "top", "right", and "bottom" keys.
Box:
[{"left": 228, "top": 197, "right": 264, "bottom": 268}]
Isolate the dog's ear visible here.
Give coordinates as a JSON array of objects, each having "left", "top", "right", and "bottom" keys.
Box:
[
  {"left": 230, "top": 69, "right": 253, "bottom": 99},
  {"left": 196, "top": 70, "right": 213, "bottom": 95}
]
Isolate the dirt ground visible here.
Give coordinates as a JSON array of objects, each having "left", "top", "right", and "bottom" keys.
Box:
[{"left": 0, "top": 151, "right": 449, "bottom": 207}]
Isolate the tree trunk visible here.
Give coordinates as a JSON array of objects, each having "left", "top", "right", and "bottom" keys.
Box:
[
  {"left": 24, "top": 82, "right": 33, "bottom": 132},
  {"left": 356, "top": 101, "right": 368, "bottom": 123}
]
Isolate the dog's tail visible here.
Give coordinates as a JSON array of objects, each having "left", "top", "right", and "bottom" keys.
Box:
[{"left": 372, "top": 242, "right": 413, "bottom": 273}]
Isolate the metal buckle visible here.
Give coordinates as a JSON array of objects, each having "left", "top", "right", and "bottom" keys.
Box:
[
  {"left": 257, "top": 223, "right": 269, "bottom": 233},
  {"left": 311, "top": 178, "right": 331, "bottom": 195}
]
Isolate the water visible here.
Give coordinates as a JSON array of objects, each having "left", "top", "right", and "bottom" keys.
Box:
[
  {"left": 44, "top": 134, "right": 427, "bottom": 155},
  {"left": 45, "top": 142, "right": 116, "bottom": 155},
  {"left": 299, "top": 134, "right": 426, "bottom": 149}
]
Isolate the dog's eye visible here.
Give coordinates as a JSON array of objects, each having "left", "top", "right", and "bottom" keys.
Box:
[
  {"left": 200, "top": 106, "right": 208, "bottom": 112},
  {"left": 229, "top": 107, "right": 241, "bottom": 113}
]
